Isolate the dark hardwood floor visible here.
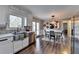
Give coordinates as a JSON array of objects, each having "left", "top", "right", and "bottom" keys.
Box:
[{"left": 17, "top": 36, "right": 71, "bottom": 54}]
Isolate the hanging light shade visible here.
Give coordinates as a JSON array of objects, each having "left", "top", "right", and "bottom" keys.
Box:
[{"left": 51, "top": 15, "right": 55, "bottom": 17}]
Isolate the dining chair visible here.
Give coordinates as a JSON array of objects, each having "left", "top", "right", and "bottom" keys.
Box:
[
  {"left": 50, "top": 31, "right": 56, "bottom": 46},
  {"left": 54, "top": 32, "right": 63, "bottom": 51},
  {"left": 50, "top": 31, "right": 55, "bottom": 40},
  {"left": 50, "top": 31, "right": 63, "bottom": 49},
  {"left": 45, "top": 31, "right": 50, "bottom": 38}
]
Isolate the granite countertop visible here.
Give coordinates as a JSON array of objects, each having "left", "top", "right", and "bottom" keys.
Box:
[
  {"left": 0, "top": 33, "right": 14, "bottom": 39},
  {"left": 0, "top": 31, "right": 34, "bottom": 39}
]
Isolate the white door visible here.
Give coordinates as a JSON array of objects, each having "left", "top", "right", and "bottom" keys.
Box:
[
  {"left": 32, "top": 22, "right": 40, "bottom": 35},
  {"left": 36, "top": 22, "right": 40, "bottom": 35},
  {"left": 32, "top": 22, "right": 36, "bottom": 32}
]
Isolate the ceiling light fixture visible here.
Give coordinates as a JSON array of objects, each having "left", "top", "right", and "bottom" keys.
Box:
[{"left": 51, "top": 15, "right": 55, "bottom": 17}]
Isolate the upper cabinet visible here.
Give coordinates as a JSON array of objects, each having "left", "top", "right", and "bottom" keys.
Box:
[{"left": 0, "top": 6, "right": 8, "bottom": 25}]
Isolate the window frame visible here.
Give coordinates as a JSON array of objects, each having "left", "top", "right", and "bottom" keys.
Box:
[
  {"left": 9, "top": 15, "right": 23, "bottom": 28},
  {"left": 24, "top": 17, "right": 28, "bottom": 26}
]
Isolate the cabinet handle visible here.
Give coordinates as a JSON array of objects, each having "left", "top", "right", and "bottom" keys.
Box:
[{"left": 0, "top": 39, "right": 8, "bottom": 42}]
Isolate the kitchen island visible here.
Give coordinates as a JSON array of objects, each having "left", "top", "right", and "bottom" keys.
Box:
[{"left": 0, "top": 31, "right": 35, "bottom": 54}]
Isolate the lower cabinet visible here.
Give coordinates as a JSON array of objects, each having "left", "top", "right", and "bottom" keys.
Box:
[
  {"left": 22, "top": 37, "right": 29, "bottom": 48},
  {"left": 13, "top": 40, "right": 23, "bottom": 53},
  {"left": 13, "top": 37, "right": 29, "bottom": 53},
  {"left": 0, "top": 36, "right": 29, "bottom": 54},
  {"left": 0, "top": 37, "right": 13, "bottom": 54}
]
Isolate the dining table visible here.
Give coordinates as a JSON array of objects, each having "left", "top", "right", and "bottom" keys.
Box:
[{"left": 45, "top": 28, "right": 63, "bottom": 43}]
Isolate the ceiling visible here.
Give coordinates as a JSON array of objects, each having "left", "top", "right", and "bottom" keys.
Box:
[{"left": 20, "top": 5, "right": 79, "bottom": 20}]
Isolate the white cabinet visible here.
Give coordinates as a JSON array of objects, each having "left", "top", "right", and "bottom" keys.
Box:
[
  {"left": 0, "top": 33, "right": 29, "bottom": 54},
  {"left": 13, "top": 37, "right": 29, "bottom": 53},
  {"left": 13, "top": 40, "right": 23, "bottom": 53},
  {"left": 23, "top": 37, "right": 29, "bottom": 48},
  {"left": 0, "top": 6, "right": 8, "bottom": 24},
  {"left": 0, "top": 37, "right": 13, "bottom": 54}
]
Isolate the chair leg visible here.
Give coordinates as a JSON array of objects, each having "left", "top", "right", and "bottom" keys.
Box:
[{"left": 53, "top": 37, "right": 56, "bottom": 48}]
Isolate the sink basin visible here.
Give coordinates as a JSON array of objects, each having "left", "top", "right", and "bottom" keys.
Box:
[
  {"left": 19, "top": 34, "right": 24, "bottom": 40},
  {"left": 13, "top": 34, "right": 20, "bottom": 41},
  {"left": 13, "top": 32, "right": 25, "bottom": 41}
]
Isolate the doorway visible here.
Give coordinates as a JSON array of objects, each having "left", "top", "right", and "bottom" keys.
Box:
[
  {"left": 32, "top": 22, "right": 40, "bottom": 36},
  {"left": 36, "top": 22, "right": 40, "bottom": 35}
]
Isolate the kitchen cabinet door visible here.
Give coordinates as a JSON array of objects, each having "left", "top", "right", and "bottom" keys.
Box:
[
  {"left": 0, "top": 6, "right": 8, "bottom": 25},
  {"left": 23, "top": 37, "right": 29, "bottom": 48},
  {"left": 13, "top": 40, "right": 23, "bottom": 53},
  {"left": 0, "top": 37, "right": 13, "bottom": 54}
]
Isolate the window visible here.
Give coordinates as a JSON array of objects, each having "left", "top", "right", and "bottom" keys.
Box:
[
  {"left": 32, "top": 22, "right": 36, "bottom": 32},
  {"left": 32, "top": 22, "right": 40, "bottom": 35},
  {"left": 24, "top": 17, "right": 27, "bottom": 26},
  {"left": 36, "top": 22, "right": 40, "bottom": 35},
  {"left": 9, "top": 15, "right": 22, "bottom": 28}
]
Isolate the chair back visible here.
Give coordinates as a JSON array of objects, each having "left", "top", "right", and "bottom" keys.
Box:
[{"left": 50, "top": 31, "right": 55, "bottom": 36}]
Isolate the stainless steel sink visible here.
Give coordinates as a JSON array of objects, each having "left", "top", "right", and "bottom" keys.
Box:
[{"left": 13, "top": 32, "right": 25, "bottom": 41}]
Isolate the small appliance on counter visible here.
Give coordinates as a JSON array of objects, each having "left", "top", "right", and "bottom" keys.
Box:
[{"left": 24, "top": 26, "right": 32, "bottom": 31}]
